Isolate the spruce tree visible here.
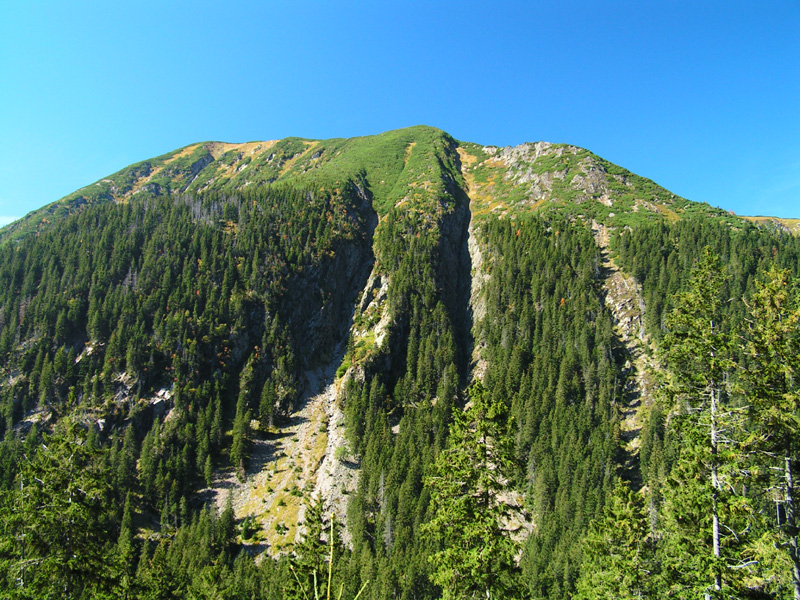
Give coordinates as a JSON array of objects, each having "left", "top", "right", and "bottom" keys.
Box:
[
  {"left": 4, "top": 421, "right": 118, "bottom": 598},
  {"left": 575, "top": 481, "right": 654, "bottom": 599},
  {"left": 745, "top": 266, "right": 800, "bottom": 599},
  {"left": 423, "top": 381, "right": 521, "bottom": 599},
  {"left": 657, "top": 414, "right": 729, "bottom": 597},
  {"left": 661, "top": 248, "right": 741, "bottom": 597},
  {"left": 289, "top": 495, "right": 351, "bottom": 600}
]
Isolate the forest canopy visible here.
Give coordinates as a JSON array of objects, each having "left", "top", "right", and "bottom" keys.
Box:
[{"left": 0, "top": 148, "right": 799, "bottom": 599}]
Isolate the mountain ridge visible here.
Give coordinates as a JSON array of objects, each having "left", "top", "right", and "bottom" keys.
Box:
[{"left": 4, "top": 125, "right": 789, "bottom": 243}]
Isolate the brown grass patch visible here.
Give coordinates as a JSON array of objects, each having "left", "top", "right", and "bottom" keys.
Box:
[
  {"left": 404, "top": 142, "right": 416, "bottom": 167},
  {"left": 456, "top": 147, "right": 477, "bottom": 166},
  {"left": 743, "top": 216, "right": 800, "bottom": 235},
  {"left": 278, "top": 141, "right": 318, "bottom": 177}
]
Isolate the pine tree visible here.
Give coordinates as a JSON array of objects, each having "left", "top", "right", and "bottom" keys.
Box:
[
  {"left": 4, "top": 421, "right": 119, "bottom": 598},
  {"left": 117, "top": 491, "right": 139, "bottom": 599},
  {"left": 230, "top": 392, "right": 252, "bottom": 481},
  {"left": 259, "top": 379, "right": 277, "bottom": 430},
  {"left": 423, "top": 381, "right": 522, "bottom": 599},
  {"left": 745, "top": 266, "right": 800, "bottom": 598},
  {"left": 657, "top": 414, "right": 728, "bottom": 597},
  {"left": 661, "top": 248, "right": 738, "bottom": 597},
  {"left": 216, "top": 492, "right": 236, "bottom": 559},
  {"left": 575, "top": 481, "right": 654, "bottom": 599},
  {"left": 290, "top": 499, "right": 367, "bottom": 600},
  {"left": 117, "top": 425, "right": 138, "bottom": 493},
  {"left": 288, "top": 495, "right": 351, "bottom": 600}
]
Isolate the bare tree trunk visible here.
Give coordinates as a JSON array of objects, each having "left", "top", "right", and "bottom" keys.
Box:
[
  {"left": 785, "top": 439, "right": 800, "bottom": 600},
  {"left": 710, "top": 387, "right": 722, "bottom": 594},
  {"left": 20, "top": 478, "right": 25, "bottom": 589}
]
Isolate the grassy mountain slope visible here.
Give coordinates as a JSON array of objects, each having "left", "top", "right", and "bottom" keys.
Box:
[
  {"left": 3, "top": 125, "right": 780, "bottom": 244},
  {"left": 742, "top": 215, "right": 800, "bottom": 235},
  {"left": 456, "top": 140, "right": 743, "bottom": 227}
]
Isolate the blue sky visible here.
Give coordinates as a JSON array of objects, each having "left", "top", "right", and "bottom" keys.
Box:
[{"left": 1, "top": 1, "right": 798, "bottom": 225}]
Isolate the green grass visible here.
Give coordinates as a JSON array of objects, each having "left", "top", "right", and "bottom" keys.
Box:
[
  {"left": 1, "top": 126, "right": 767, "bottom": 246},
  {"left": 273, "top": 125, "right": 460, "bottom": 216}
]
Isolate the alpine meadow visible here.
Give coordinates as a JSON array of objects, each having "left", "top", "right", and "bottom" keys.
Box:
[{"left": 2, "top": 125, "right": 800, "bottom": 599}]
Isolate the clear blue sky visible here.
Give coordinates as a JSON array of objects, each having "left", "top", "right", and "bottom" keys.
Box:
[{"left": 1, "top": 1, "right": 798, "bottom": 225}]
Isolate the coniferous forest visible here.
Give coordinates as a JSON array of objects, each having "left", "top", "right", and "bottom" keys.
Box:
[{"left": 0, "top": 127, "right": 799, "bottom": 599}]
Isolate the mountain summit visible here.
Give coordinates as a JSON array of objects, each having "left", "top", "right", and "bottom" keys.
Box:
[{"left": 3, "top": 125, "right": 764, "bottom": 243}]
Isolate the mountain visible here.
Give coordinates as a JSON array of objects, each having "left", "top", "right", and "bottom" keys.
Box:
[
  {"left": 2, "top": 125, "right": 756, "bottom": 244},
  {"left": 1, "top": 126, "right": 799, "bottom": 599}
]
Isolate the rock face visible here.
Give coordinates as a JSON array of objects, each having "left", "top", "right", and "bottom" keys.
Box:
[
  {"left": 467, "top": 219, "right": 489, "bottom": 380},
  {"left": 206, "top": 343, "right": 356, "bottom": 555},
  {"left": 285, "top": 199, "right": 377, "bottom": 369},
  {"left": 499, "top": 141, "right": 633, "bottom": 209},
  {"left": 592, "top": 220, "right": 658, "bottom": 488},
  {"left": 436, "top": 182, "right": 474, "bottom": 380},
  {"left": 312, "top": 364, "right": 359, "bottom": 546}
]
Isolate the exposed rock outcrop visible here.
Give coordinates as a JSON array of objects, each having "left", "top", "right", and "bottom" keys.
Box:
[{"left": 592, "top": 221, "right": 658, "bottom": 488}]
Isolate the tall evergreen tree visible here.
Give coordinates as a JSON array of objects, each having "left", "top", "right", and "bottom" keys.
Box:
[
  {"left": 423, "top": 381, "right": 522, "bottom": 599},
  {"left": 575, "top": 481, "right": 654, "bottom": 600},
  {"left": 745, "top": 266, "right": 800, "bottom": 599},
  {"left": 289, "top": 495, "right": 353, "bottom": 600},
  {"left": 661, "top": 248, "right": 740, "bottom": 597},
  {"left": 657, "top": 414, "right": 733, "bottom": 598},
  {"left": 1, "top": 421, "right": 118, "bottom": 598}
]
